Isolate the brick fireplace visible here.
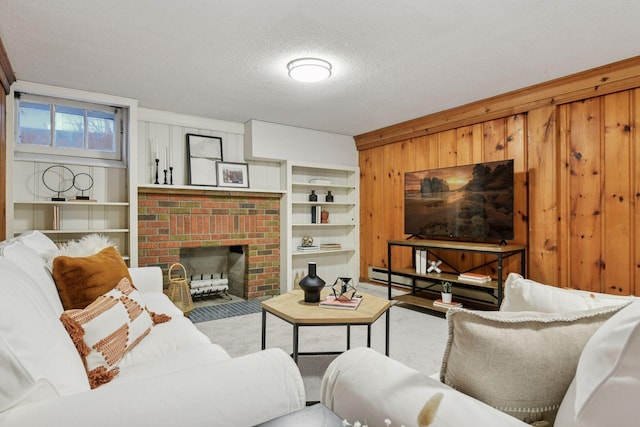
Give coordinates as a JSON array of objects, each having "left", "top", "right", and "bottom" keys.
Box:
[{"left": 137, "top": 187, "right": 282, "bottom": 299}]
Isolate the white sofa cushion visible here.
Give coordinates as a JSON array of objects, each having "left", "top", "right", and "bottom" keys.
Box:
[
  {"left": 0, "top": 239, "right": 64, "bottom": 315},
  {"left": 501, "top": 272, "right": 634, "bottom": 312},
  {"left": 440, "top": 303, "right": 629, "bottom": 425},
  {"left": 322, "top": 347, "right": 528, "bottom": 427},
  {"left": 0, "top": 257, "right": 89, "bottom": 412},
  {"left": 17, "top": 230, "right": 59, "bottom": 258},
  {"left": 556, "top": 300, "right": 640, "bottom": 427},
  {"left": 0, "top": 348, "right": 306, "bottom": 427}
]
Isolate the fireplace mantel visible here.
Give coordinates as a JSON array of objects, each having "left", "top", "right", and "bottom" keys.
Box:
[{"left": 138, "top": 184, "right": 284, "bottom": 199}]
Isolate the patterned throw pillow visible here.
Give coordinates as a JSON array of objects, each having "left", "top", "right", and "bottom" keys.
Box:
[{"left": 60, "top": 277, "right": 170, "bottom": 388}]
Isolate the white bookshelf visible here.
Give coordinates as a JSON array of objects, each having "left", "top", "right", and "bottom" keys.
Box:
[{"left": 281, "top": 161, "right": 359, "bottom": 293}]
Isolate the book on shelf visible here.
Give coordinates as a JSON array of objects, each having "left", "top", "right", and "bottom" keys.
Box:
[
  {"left": 433, "top": 299, "right": 463, "bottom": 309},
  {"left": 311, "top": 205, "right": 322, "bottom": 224},
  {"left": 415, "top": 249, "right": 427, "bottom": 274},
  {"left": 458, "top": 272, "right": 492, "bottom": 282},
  {"left": 319, "top": 295, "right": 362, "bottom": 310},
  {"left": 320, "top": 243, "right": 342, "bottom": 250},
  {"left": 297, "top": 245, "right": 320, "bottom": 252}
]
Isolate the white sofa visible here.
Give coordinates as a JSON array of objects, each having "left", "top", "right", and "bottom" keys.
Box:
[
  {"left": 321, "top": 273, "right": 640, "bottom": 427},
  {"left": 0, "top": 231, "right": 306, "bottom": 427}
]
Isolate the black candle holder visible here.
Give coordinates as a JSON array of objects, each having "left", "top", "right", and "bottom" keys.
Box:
[
  {"left": 169, "top": 167, "right": 174, "bottom": 185},
  {"left": 154, "top": 159, "right": 160, "bottom": 184},
  {"left": 163, "top": 169, "right": 168, "bottom": 185}
]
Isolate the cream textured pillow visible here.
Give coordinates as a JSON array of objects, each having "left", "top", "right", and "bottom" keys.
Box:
[
  {"left": 440, "top": 304, "right": 629, "bottom": 425},
  {"left": 60, "top": 277, "right": 170, "bottom": 389}
]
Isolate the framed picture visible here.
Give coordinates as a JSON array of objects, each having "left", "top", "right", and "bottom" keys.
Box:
[
  {"left": 216, "top": 162, "right": 250, "bottom": 188},
  {"left": 186, "top": 134, "right": 223, "bottom": 186}
]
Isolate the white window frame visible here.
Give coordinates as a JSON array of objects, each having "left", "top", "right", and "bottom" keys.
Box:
[{"left": 14, "top": 92, "right": 127, "bottom": 167}]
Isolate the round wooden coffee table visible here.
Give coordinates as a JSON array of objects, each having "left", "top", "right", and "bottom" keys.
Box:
[{"left": 261, "top": 289, "right": 391, "bottom": 364}]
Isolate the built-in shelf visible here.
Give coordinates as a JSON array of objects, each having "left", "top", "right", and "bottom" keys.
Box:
[{"left": 281, "top": 161, "right": 360, "bottom": 293}]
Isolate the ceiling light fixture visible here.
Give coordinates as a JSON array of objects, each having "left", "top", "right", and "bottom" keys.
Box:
[{"left": 287, "top": 58, "right": 332, "bottom": 82}]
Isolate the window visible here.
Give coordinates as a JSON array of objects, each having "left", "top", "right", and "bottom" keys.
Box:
[{"left": 15, "top": 93, "right": 124, "bottom": 163}]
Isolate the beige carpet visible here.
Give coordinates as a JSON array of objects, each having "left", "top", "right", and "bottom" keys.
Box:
[{"left": 194, "top": 283, "right": 449, "bottom": 402}]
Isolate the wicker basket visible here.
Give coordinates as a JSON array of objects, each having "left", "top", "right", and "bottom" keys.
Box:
[{"left": 166, "top": 263, "right": 194, "bottom": 316}]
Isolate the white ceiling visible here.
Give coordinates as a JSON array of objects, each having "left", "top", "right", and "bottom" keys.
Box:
[{"left": 1, "top": 1, "right": 639, "bottom": 137}]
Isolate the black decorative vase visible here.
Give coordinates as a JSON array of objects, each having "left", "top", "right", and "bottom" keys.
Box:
[
  {"left": 309, "top": 190, "right": 318, "bottom": 202},
  {"left": 325, "top": 191, "right": 334, "bottom": 202},
  {"left": 299, "top": 262, "right": 325, "bottom": 303}
]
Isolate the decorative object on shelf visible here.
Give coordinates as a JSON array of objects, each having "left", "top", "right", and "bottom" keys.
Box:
[
  {"left": 186, "top": 133, "right": 223, "bottom": 186},
  {"left": 301, "top": 235, "right": 314, "bottom": 247},
  {"left": 169, "top": 166, "right": 174, "bottom": 185},
  {"left": 441, "top": 281, "right": 453, "bottom": 303},
  {"left": 331, "top": 277, "right": 357, "bottom": 301},
  {"left": 309, "top": 190, "right": 318, "bottom": 201},
  {"left": 42, "top": 165, "right": 74, "bottom": 201},
  {"left": 154, "top": 158, "right": 160, "bottom": 184},
  {"left": 298, "top": 262, "right": 325, "bottom": 303},
  {"left": 216, "top": 161, "right": 250, "bottom": 188},
  {"left": 427, "top": 259, "right": 442, "bottom": 273},
  {"left": 325, "top": 190, "right": 334, "bottom": 202},
  {"left": 167, "top": 263, "right": 194, "bottom": 316},
  {"left": 321, "top": 210, "right": 330, "bottom": 223},
  {"left": 293, "top": 271, "right": 301, "bottom": 289},
  {"left": 72, "top": 172, "right": 94, "bottom": 200}
]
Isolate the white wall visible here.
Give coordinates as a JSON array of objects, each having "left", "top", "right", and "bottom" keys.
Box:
[
  {"left": 244, "top": 120, "right": 357, "bottom": 166},
  {"left": 138, "top": 109, "right": 281, "bottom": 190},
  {"left": 138, "top": 113, "right": 358, "bottom": 190}
]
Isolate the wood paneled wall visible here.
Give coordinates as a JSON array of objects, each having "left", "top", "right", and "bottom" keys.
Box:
[{"left": 357, "top": 57, "right": 640, "bottom": 296}]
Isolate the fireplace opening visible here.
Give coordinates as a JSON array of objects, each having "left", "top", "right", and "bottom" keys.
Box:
[{"left": 179, "top": 245, "right": 247, "bottom": 300}]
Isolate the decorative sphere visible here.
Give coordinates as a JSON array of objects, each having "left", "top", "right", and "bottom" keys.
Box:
[{"left": 301, "top": 235, "right": 314, "bottom": 247}]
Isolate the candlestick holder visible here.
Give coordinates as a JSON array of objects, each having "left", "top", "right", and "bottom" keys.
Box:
[
  {"left": 163, "top": 169, "right": 168, "bottom": 185},
  {"left": 169, "top": 166, "right": 174, "bottom": 185},
  {"left": 154, "top": 159, "right": 160, "bottom": 184}
]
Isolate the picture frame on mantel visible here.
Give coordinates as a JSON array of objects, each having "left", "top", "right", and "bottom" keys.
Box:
[
  {"left": 216, "top": 161, "right": 250, "bottom": 188},
  {"left": 186, "top": 133, "right": 223, "bottom": 186}
]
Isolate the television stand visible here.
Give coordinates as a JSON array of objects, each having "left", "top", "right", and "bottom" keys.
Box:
[{"left": 386, "top": 239, "right": 526, "bottom": 312}]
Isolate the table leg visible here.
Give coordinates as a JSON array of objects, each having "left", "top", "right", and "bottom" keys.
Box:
[
  {"left": 347, "top": 325, "right": 351, "bottom": 350},
  {"left": 367, "top": 324, "right": 371, "bottom": 347},
  {"left": 293, "top": 325, "right": 299, "bottom": 364},
  {"left": 261, "top": 309, "right": 266, "bottom": 350},
  {"left": 385, "top": 308, "right": 390, "bottom": 356}
]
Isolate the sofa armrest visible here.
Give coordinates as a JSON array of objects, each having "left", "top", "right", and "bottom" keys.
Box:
[
  {"left": 0, "top": 348, "right": 306, "bottom": 427},
  {"left": 321, "top": 347, "right": 529, "bottom": 427},
  {"left": 128, "top": 266, "right": 163, "bottom": 294}
]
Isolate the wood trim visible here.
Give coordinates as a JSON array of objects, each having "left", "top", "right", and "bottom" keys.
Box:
[
  {"left": 0, "top": 37, "right": 16, "bottom": 95},
  {"left": 138, "top": 186, "right": 283, "bottom": 199},
  {"left": 0, "top": 90, "right": 5, "bottom": 240},
  {"left": 355, "top": 55, "right": 640, "bottom": 151}
]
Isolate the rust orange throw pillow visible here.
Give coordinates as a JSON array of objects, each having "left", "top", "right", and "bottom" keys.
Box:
[{"left": 53, "top": 246, "right": 133, "bottom": 310}]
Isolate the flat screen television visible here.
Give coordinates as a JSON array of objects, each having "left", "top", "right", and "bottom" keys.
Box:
[{"left": 404, "top": 159, "right": 514, "bottom": 241}]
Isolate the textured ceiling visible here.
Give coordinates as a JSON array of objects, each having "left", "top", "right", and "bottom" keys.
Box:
[{"left": 1, "top": 1, "right": 639, "bottom": 136}]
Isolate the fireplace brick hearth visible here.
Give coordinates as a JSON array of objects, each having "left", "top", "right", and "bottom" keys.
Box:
[{"left": 137, "top": 188, "right": 282, "bottom": 299}]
